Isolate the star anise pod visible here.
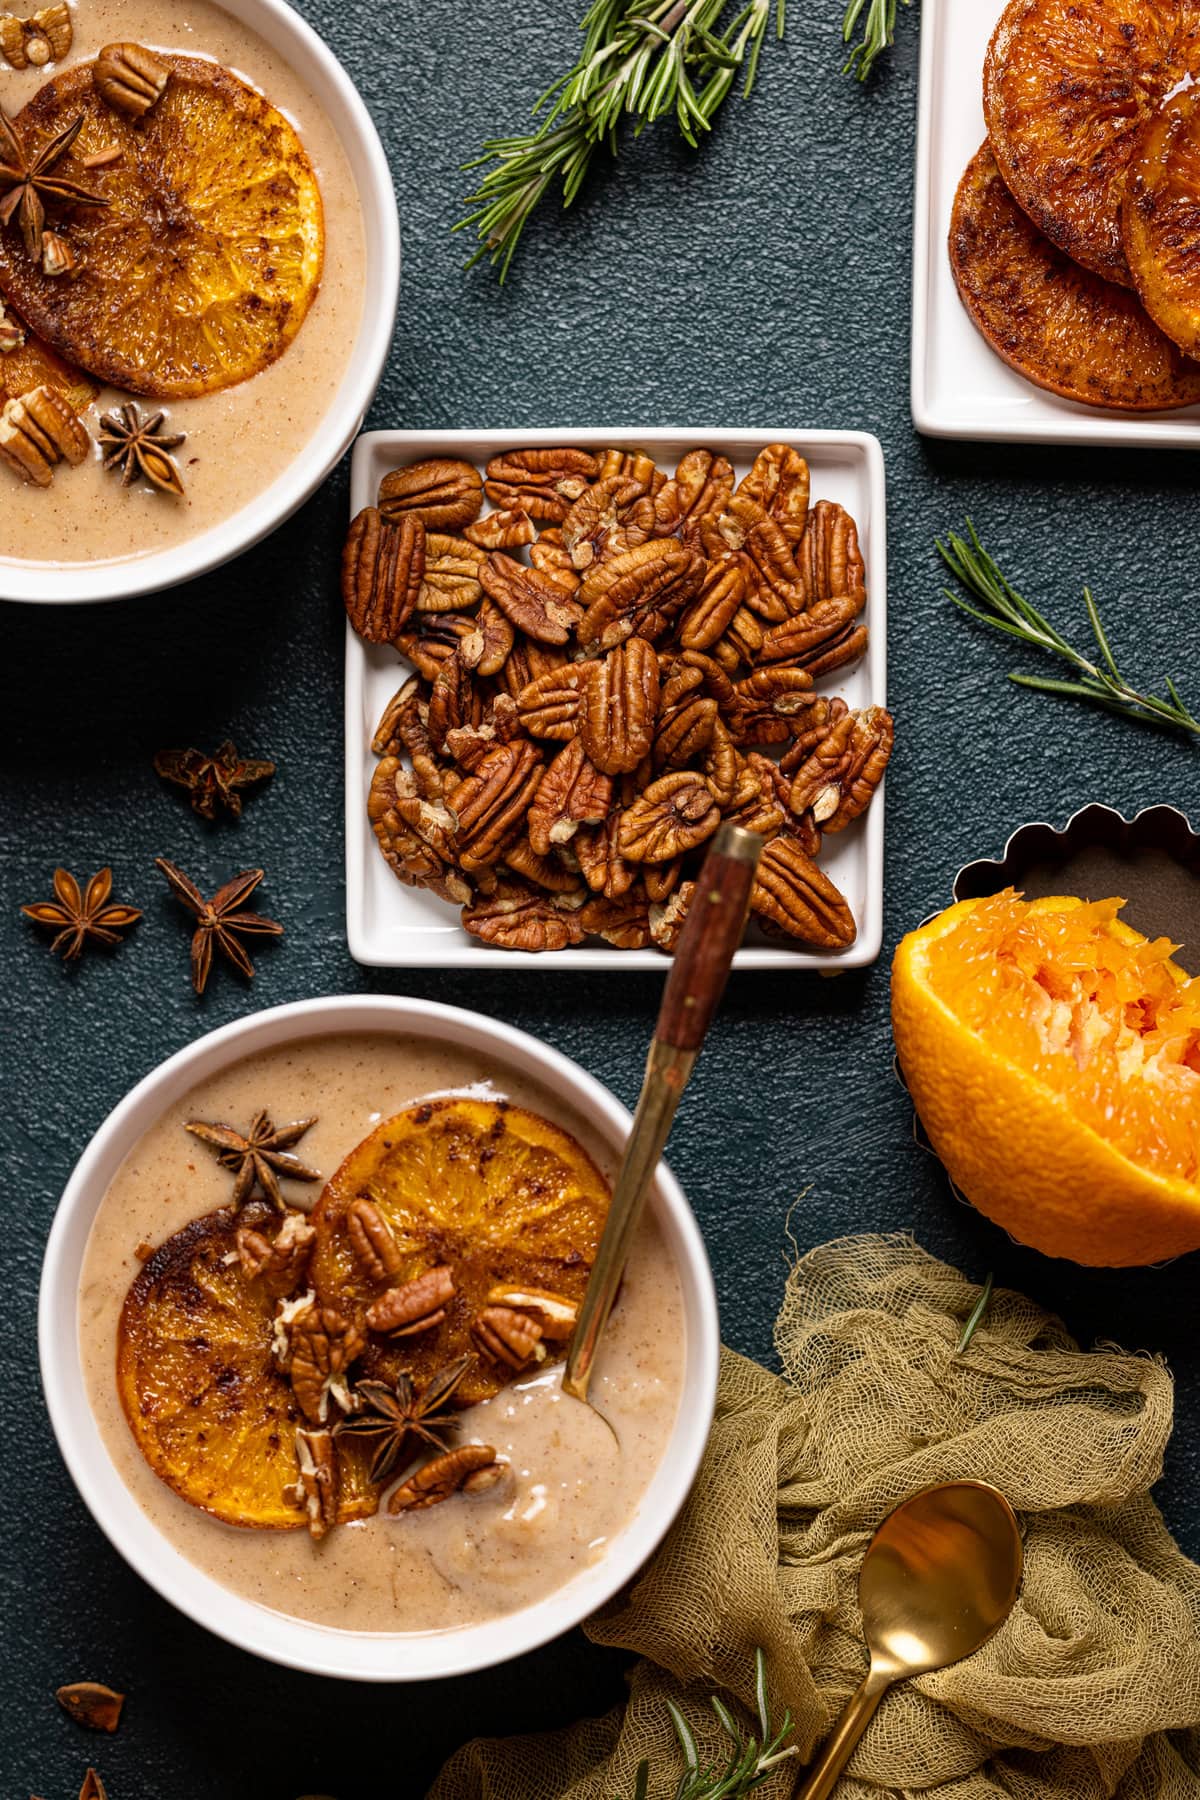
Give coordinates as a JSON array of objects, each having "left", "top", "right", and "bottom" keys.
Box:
[
  {"left": 185, "top": 1109, "right": 320, "bottom": 1209},
  {"left": 21, "top": 867, "right": 141, "bottom": 960},
  {"left": 337, "top": 1355, "right": 474, "bottom": 1485},
  {"left": 155, "top": 857, "right": 283, "bottom": 994},
  {"left": 154, "top": 740, "right": 275, "bottom": 821},
  {"left": 98, "top": 402, "right": 186, "bottom": 497},
  {"left": 0, "top": 109, "right": 106, "bottom": 260}
]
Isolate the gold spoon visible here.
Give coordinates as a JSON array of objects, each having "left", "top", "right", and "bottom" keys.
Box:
[
  {"left": 563, "top": 821, "right": 764, "bottom": 1404},
  {"left": 796, "top": 1480, "right": 1023, "bottom": 1800}
]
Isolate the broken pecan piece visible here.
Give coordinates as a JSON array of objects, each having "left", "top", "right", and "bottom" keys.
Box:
[
  {"left": 789, "top": 705, "right": 894, "bottom": 831},
  {"left": 388, "top": 1443, "right": 502, "bottom": 1512},
  {"left": 580, "top": 892, "right": 653, "bottom": 948},
  {"left": 578, "top": 539, "right": 706, "bottom": 652},
  {"left": 393, "top": 611, "right": 481, "bottom": 682},
  {"left": 484, "top": 447, "right": 599, "bottom": 522},
  {"left": 595, "top": 447, "right": 663, "bottom": 495},
  {"left": 342, "top": 509, "right": 425, "bottom": 642},
  {"left": 750, "top": 836, "right": 856, "bottom": 948},
  {"left": 452, "top": 739, "right": 543, "bottom": 872},
  {"left": 574, "top": 811, "right": 636, "bottom": 899},
  {"left": 347, "top": 1197, "right": 403, "bottom": 1284},
  {"left": 462, "top": 878, "right": 587, "bottom": 952},
  {"left": 236, "top": 1210, "right": 316, "bottom": 1299},
  {"left": 654, "top": 448, "right": 734, "bottom": 535},
  {"left": 0, "top": 385, "right": 88, "bottom": 486},
  {"left": 287, "top": 1426, "right": 339, "bottom": 1540},
  {"left": 464, "top": 506, "right": 536, "bottom": 550},
  {"left": 737, "top": 444, "right": 811, "bottom": 545},
  {"left": 581, "top": 637, "right": 659, "bottom": 774},
  {"left": 367, "top": 1264, "right": 455, "bottom": 1336},
  {"left": 379, "top": 456, "right": 483, "bottom": 530},
  {"left": 618, "top": 771, "right": 720, "bottom": 863},
  {"left": 527, "top": 736, "right": 612, "bottom": 855},
  {"left": 289, "top": 1305, "right": 365, "bottom": 1423},
  {"left": 372, "top": 675, "right": 445, "bottom": 800},
  {"left": 561, "top": 476, "right": 655, "bottom": 569},
  {"left": 471, "top": 1304, "right": 547, "bottom": 1369},
  {"left": 649, "top": 880, "right": 695, "bottom": 953},
  {"left": 418, "top": 532, "right": 485, "bottom": 612},
  {"left": 479, "top": 551, "right": 584, "bottom": 644},
  {"left": 427, "top": 647, "right": 485, "bottom": 753},
  {"left": 486, "top": 1285, "right": 580, "bottom": 1337}
]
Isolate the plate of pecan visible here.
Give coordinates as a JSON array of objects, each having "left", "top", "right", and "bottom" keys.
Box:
[{"left": 343, "top": 430, "right": 889, "bottom": 967}]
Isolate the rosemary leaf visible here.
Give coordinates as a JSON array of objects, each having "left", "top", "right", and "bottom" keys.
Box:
[
  {"left": 938, "top": 522, "right": 1200, "bottom": 742},
  {"left": 843, "top": 0, "right": 910, "bottom": 80},
  {"left": 613, "top": 1649, "right": 798, "bottom": 1799}
]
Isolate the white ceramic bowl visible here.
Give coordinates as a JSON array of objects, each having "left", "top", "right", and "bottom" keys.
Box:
[
  {"left": 4, "top": 0, "right": 400, "bottom": 605},
  {"left": 39, "top": 996, "right": 719, "bottom": 1681}
]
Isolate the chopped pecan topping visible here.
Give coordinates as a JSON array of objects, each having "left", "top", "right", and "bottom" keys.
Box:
[
  {"left": 518, "top": 661, "right": 586, "bottom": 740},
  {"left": 581, "top": 637, "right": 659, "bottom": 774},
  {"left": 286, "top": 1427, "right": 338, "bottom": 1540},
  {"left": 479, "top": 551, "right": 584, "bottom": 644},
  {"left": 527, "top": 736, "right": 612, "bottom": 856},
  {"left": 655, "top": 448, "right": 734, "bottom": 535},
  {"left": 0, "top": 384, "right": 88, "bottom": 487},
  {"left": 367, "top": 1264, "right": 455, "bottom": 1336},
  {"left": 347, "top": 1197, "right": 403, "bottom": 1283},
  {"left": 55, "top": 1683, "right": 124, "bottom": 1735},
  {"left": 471, "top": 1304, "right": 547, "bottom": 1369},
  {"left": 461, "top": 878, "right": 587, "bottom": 951},
  {"left": 342, "top": 508, "right": 424, "bottom": 642},
  {"left": 378, "top": 456, "right": 483, "bottom": 531},
  {"left": 236, "top": 1210, "right": 316, "bottom": 1299},
  {"left": 387, "top": 1443, "right": 503, "bottom": 1512},
  {"left": 750, "top": 836, "right": 856, "bottom": 948},
  {"left": 737, "top": 443, "right": 810, "bottom": 545},
  {"left": 288, "top": 1304, "right": 366, "bottom": 1423},
  {"left": 618, "top": 772, "right": 720, "bottom": 863},
  {"left": 464, "top": 506, "right": 536, "bottom": 550},
  {"left": 484, "top": 447, "right": 599, "bottom": 521},
  {"left": 561, "top": 475, "right": 655, "bottom": 569},
  {"left": 578, "top": 539, "right": 705, "bottom": 652},
  {"left": 452, "top": 740, "right": 543, "bottom": 873},
  {"left": 795, "top": 499, "right": 866, "bottom": 608}
]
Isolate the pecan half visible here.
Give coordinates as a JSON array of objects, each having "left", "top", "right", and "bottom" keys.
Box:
[
  {"left": 496, "top": 636, "right": 570, "bottom": 702},
  {"left": 529, "top": 533, "right": 577, "bottom": 580},
  {"left": 55, "top": 1684, "right": 124, "bottom": 1735},
  {"left": 289, "top": 1305, "right": 365, "bottom": 1423},
  {"left": 654, "top": 449, "right": 734, "bottom": 536},
  {"left": 379, "top": 456, "right": 483, "bottom": 531},
  {"left": 789, "top": 705, "right": 894, "bottom": 831},
  {"left": 561, "top": 476, "right": 654, "bottom": 570},
  {"left": 461, "top": 878, "right": 587, "bottom": 952},
  {"left": 574, "top": 812, "right": 636, "bottom": 899},
  {"left": 236, "top": 1211, "right": 316, "bottom": 1299},
  {"left": 518, "top": 662, "right": 586, "bottom": 740},
  {"left": 464, "top": 507, "right": 536, "bottom": 550},
  {"left": 528, "top": 737, "right": 612, "bottom": 855},
  {"left": 474, "top": 597, "right": 516, "bottom": 676},
  {"left": 444, "top": 695, "right": 524, "bottom": 769},
  {"left": 428, "top": 648, "right": 485, "bottom": 754},
  {"left": 342, "top": 509, "right": 424, "bottom": 642},
  {"left": 418, "top": 532, "right": 485, "bottom": 612},
  {"left": 484, "top": 447, "right": 599, "bottom": 522},
  {"left": 750, "top": 836, "right": 856, "bottom": 948},
  {"left": 725, "top": 754, "right": 786, "bottom": 838},
  {"left": 578, "top": 539, "right": 705, "bottom": 652},
  {"left": 726, "top": 667, "right": 818, "bottom": 746},
  {"left": 288, "top": 1427, "right": 338, "bottom": 1540},
  {"left": 486, "top": 1286, "right": 580, "bottom": 1337},
  {"left": 471, "top": 1304, "right": 546, "bottom": 1369},
  {"left": 94, "top": 41, "right": 169, "bottom": 116},
  {"left": 649, "top": 880, "right": 695, "bottom": 953},
  {"left": 369, "top": 758, "right": 473, "bottom": 903},
  {"left": 479, "top": 552, "right": 584, "bottom": 644},
  {"left": 795, "top": 499, "right": 866, "bottom": 608},
  {"left": 618, "top": 772, "right": 720, "bottom": 862},
  {"left": 719, "top": 605, "right": 765, "bottom": 668},
  {"left": 737, "top": 444, "right": 810, "bottom": 545},
  {"left": 373, "top": 675, "right": 445, "bottom": 800},
  {"left": 580, "top": 892, "right": 653, "bottom": 948},
  {"left": 453, "top": 740, "right": 544, "bottom": 872},
  {"left": 778, "top": 697, "right": 848, "bottom": 774},
  {"left": 724, "top": 495, "right": 806, "bottom": 621},
  {"left": 388, "top": 1443, "right": 502, "bottom": 1512},
  {"left": 644, "top": 856, "right": 683, "bottom": 902},
  {"left": 701, "top": 717, "right": 739, "bottom": 808},
  {"left": 0, "top": 385, "right": 89, "bottom": 486},
  {"left": 394, "top": 612, "right": 480, "bottom": 682},
  {"left": 347, "top": 1197, "right": 403, "bottom": 1284},
  {"left": 654, "top": 659, "right": 717, "bottom": 768},
  {"left": 367, "top": 1264, "right": 455, "bottom": 1336},
  {"left": 595, "top": 448, "right": 663, "bottom": 495},
  {"left": 581, "top": 637, "right": 659, "bottom": 774},
  {"left": 504, "top": 834, "right": 582, "bottom": 892},
  {"left": 679, "top": 554, "right": 747, "bottom": 651},
  {"left": 757, "top": 594, "right": 869, "bottom": 678}
]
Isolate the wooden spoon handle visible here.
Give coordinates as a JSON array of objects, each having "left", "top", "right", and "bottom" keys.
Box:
[{"left": 655, "top": 823, "right": 763, "bottom": 1052}]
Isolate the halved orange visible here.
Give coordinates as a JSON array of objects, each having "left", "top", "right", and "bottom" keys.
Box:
[
  {"left": 118, "top": 1207, "right": 377, "bottom": 1528},
  {"left": 0, "top": 322, "right": 96, "bottom": 410},
  {"left": 892, "top": 891, "right": 1200, "bottom": 1266},
  {"left": 983, "top": 0, "right": 1200, "bottom": 285},
  {"left": 310, "top": 1098, "right": 610, "bottom": 1407},
  {"left": 950, "top": 144, "right": 1200, "bottom": 410},
  {"left": 0, "top": 56, "right": 323, "bottom": 397},
  {"left": 1124, "top": 86, "right": 1200, "bottom": 356}
]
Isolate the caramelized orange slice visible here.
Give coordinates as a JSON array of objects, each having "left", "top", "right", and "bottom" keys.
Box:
[
  {"left": 0, "top": 57, "right": 323, "bottom": 398},
  {"left": 0, "top": 321, "right": 96, "bottom": 411},
  {"left": 950, "top": 144, "right": 1200, "bottom": 411},
  {"left": 117, "top": 1207, "right": 376, "bottom": 1528},
  {"left": 983, "top": 0, "right": 1200, "bottom": 285},
  {"left": 310, "top": 1099, "right": 610, "bottom": 1407},
  {"left": 1125, "top": 86, "right": 1200, "bottom": 356}
]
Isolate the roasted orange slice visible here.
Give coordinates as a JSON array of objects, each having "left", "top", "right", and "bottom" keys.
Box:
[
  {"left": 0, "top": 56, "right": 323, "bottom": 398},
  {"left": 310, "top": 1098, "right": 610, "bottom": 1407},
  {"left": 1124, "top": 86, "right": 1200, "bottom": 356},
  {"left": 118, "top": 1207, "right": 377, "bottom": 1529},
  {"left": 983, "top": 0, "right": 1200, "bottom": 285},
  {"left": 0, "top": 320, "right": 96, "bottom": 410},
  {"left": 950, "top": 144, "right": 1200, "bottom": 410}
]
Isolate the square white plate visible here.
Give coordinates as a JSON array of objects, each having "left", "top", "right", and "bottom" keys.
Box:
[
  {"left": 345, "top": 428, "right": 887, "bottom": 970},
  {"left": 911, "top": 0, "right": 1200, "bottom": 446}
]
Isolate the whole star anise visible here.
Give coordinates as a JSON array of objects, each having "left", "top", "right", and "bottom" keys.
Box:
[
  {"left": 21, "top": 867, "right": 141, "bottom": 959},
  {"left": 98, "top": 403, "right": 186, "bottom": 497},
  {"left": 154, "top": 740, "right": 275, "bottom": 821},
  {"left": 0, "top": 109, "right": 105, "bottom": 260},
  {"left": 185, "top": 1109, "right": 320, "bottom": 1209},
  {"left": 337, "top": 1355, "right": 474, "bottom": 1485},
  {"left": 155, "top": 857, "right": 283, "bottom": 994}
]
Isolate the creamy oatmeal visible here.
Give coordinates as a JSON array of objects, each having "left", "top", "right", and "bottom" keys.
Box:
[
  {"left": 0, "top": 0, "right": 367, "bottom": 567},
  {"left": 80, "top": 1032, "right": 687, "bottom": 1633}
]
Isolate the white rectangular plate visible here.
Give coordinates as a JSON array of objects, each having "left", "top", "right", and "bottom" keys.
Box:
[
  {"left": 911, "top": 0, "right": 1200, "bottom": 446},
  {"left": 345, "top": 428, "right": 887, "bottom": 970}
]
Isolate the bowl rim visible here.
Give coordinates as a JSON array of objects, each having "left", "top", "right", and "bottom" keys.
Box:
[
  {"left": 38, "top": 994, "right": 720, "bottom": 1681},
  {"left": 0, "top": 0, "right": 400, "bottom": 606}
]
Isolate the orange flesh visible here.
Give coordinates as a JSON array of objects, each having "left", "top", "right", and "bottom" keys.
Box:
[{"left": 923, "top": 892, "right": 1200, "bottom": 1184}]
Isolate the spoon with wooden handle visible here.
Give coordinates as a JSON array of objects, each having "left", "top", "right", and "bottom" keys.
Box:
[{"left": 563, "top": 821, "right": 763, "bottom": 1404}]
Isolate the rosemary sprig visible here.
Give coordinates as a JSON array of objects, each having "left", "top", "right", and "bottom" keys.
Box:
[
  {"left": 618, "top": 1649, "right": 798, "bottom": 1799},
  {"left": 456, "top": 0, "right": 787, "bottom": 279},
  {"left": 842, "top": 0, "right": 909, "bottom": 80},
  {"left": 938, "top": 522, "right": 1200, "bottom": 741}
]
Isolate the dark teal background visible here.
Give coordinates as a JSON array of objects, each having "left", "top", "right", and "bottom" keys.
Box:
[{"left": 3, "top": 2, "right": 1199, "bottom": 1794}]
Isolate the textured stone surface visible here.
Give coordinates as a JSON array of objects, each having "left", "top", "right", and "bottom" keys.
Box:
[{"left": 3, "top": 2, "right": 1200, "bottom": 1794}]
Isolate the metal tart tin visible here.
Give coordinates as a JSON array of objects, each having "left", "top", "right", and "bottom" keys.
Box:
[{"left": 952, "top": 802, "right": 1200, "bottom": 974}]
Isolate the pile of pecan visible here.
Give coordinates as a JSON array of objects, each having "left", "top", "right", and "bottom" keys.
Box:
[{"left": 343, "top": 444, "right": 894, "bottom": 952}]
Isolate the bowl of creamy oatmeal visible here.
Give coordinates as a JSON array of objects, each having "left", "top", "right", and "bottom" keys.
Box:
[
  {"left": 39, "top": 996, "right": 719, "bottom": 1680},
  {"left": 0, "top": 0, "right": 398, "bottom": 603}
]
